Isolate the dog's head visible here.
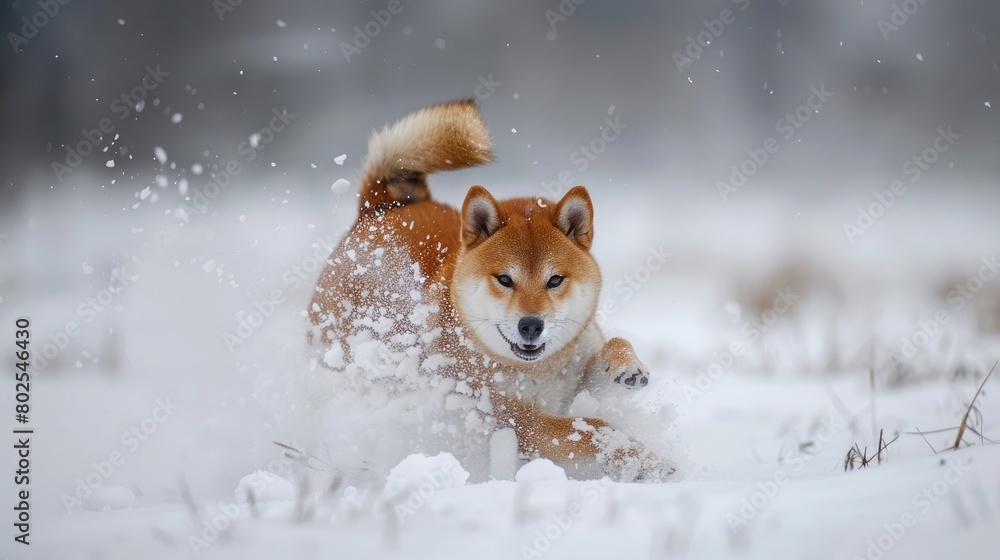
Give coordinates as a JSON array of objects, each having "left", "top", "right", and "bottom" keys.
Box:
[{"left": 451, "top": 186, "right": 601, "bottom": 365}]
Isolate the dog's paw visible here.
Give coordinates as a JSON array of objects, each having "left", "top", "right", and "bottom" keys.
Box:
[
  {"left": 612, "top": 363, "right": 649, "bottom": 389},
  {"left": 592, "top": 428, "right": 676, "bottom": 483},
  {"left": 599, "top": 337, "right": 650, "bottom": 390}
]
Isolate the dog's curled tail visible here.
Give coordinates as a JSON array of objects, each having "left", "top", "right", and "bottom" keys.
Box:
[{"left": 358, "top": 98, "right": 493, "bottom": 216}]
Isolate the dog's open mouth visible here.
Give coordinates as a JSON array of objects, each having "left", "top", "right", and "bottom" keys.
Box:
[
  {"left": 499, "top": 327, "right": 546, "bottom": 362},
  {"left": 511, "top": 341, "right": 545, "bottom": 361}
]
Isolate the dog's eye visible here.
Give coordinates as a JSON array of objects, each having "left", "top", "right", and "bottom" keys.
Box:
[
  {"left": 547, "top": 275, "right": 564, "bottom": 289},
  {"left": 496, "top": 274, "right": 514, "bottom": 288}
]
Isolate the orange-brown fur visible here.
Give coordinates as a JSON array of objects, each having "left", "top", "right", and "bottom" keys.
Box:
[{"left": 309, "top": 100, "right": 669, "bottom": 481}]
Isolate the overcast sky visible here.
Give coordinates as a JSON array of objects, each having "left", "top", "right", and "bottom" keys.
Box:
[{"left": 2, "top": 0, "right": 998, "bottom": 205}]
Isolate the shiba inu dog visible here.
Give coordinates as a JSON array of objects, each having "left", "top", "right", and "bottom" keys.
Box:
[{"left": 310, "top": 99, "right": 671, "bottom": 481}]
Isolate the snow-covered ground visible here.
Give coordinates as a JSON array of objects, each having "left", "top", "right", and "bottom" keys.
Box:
[{"left": 1, "top": 172, "right": 998, "bottom": 559}]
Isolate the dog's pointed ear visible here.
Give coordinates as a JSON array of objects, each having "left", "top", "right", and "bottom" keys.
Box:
[
  {"left": 462, "top": 186, "right": 503, "bottom": 249},
  {"left": 553, "top": 186, "right": 594, "bottom": 249}
]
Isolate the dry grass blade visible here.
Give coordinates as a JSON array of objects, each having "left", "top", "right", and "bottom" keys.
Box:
[
  {"left": 953, "top": 360, "right": 997, "bottom": 450},
  {"left": 273, "top": 441, "right": 301, "bottom": 453},
  {"left": 273, "top": 440, "right": 332, "bottom": 472},
  {"left": 843, "top": 444, "right": 868, "bottom": 471},
  {"left": 295, "top": 472, "right": 311, "bottom": 523},
  {"left": 903, "top": 427, "right": 962, "bottom": 436},
  {"left": 912, "top": 428, "right": 940, "bottom": 454},
  {"left": 177, "top": 472, "right": 200, "bottom": 521},
  {"left": 870, "top": 349, "right": 878, "bottom": 449},
  {"left": 875, "top": 429, "right": 899, "bottom": 465},
  {"left": 246, "top": 487, "right": 259, "bottom": 519},
  {"left": 844, "top": 431, "right": 899, "bottom": 471},
  {"left": 966, "top": 425, "right": 997, "bottom": 445},
  {"left": 328, "top": 472, "right": 344, "bottom": 495},
  {"left": 876, "top": 429, "right": 884, "bottom": 464}
]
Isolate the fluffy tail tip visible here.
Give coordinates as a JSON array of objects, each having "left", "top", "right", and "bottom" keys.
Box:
[{"left": 358, "top": 99, "right": 493, "bottom": 213}]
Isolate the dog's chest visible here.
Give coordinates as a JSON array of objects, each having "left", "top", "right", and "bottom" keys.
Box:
[{"left": 496, "top": 355, "right": 587, "bottom": 415}]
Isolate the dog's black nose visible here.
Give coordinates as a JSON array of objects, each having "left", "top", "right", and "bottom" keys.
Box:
[{"left": 518, "top": 316, "right": 545, "bottom": 343}]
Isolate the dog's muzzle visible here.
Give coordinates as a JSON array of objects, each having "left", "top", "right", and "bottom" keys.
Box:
[{"left": 499, "top": 325, "right": 547, "bottom": 362}]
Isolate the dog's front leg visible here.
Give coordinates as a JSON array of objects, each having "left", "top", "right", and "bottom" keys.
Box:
[
  {"left": 584, "top": 337, "right": 650, "bottom": 390},
  {"left": 492, "top": 394, "right": 670, "bottom": 481}
]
